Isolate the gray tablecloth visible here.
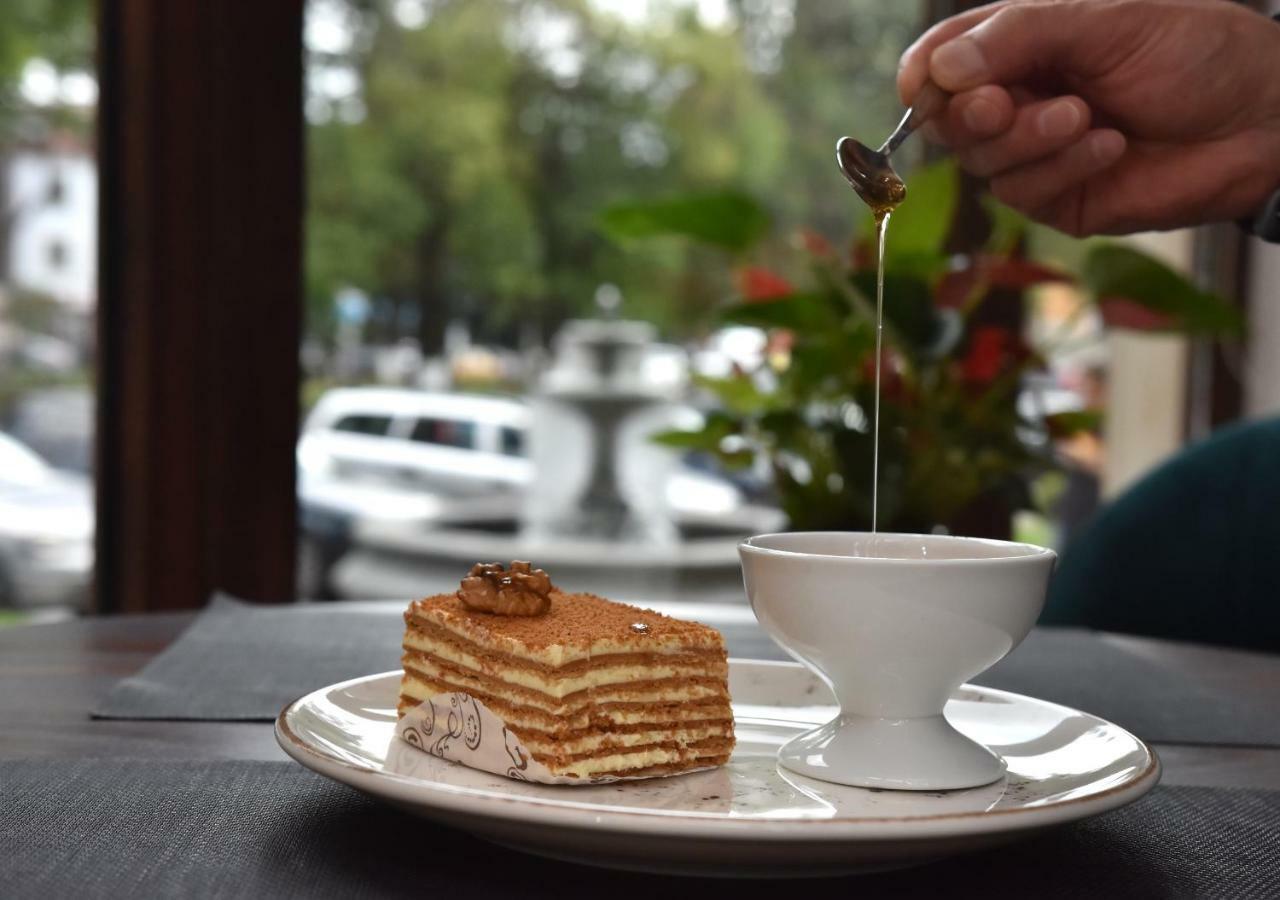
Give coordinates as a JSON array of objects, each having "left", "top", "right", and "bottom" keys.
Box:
[
  {"left": 4, "top": 760, "right": 1278, "bottom": 898},
  {"left": 93, "top": 595, "right": 404, "bottom": 721},
  {"left": 94, "top": 595, "right": 1280, "bottom": 747}
]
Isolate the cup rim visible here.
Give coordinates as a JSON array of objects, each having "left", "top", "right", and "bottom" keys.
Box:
[{"left": 739, "top": 531, "right": 1057, "bottom": 566}]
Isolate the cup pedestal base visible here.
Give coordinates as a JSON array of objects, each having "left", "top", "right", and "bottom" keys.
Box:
[{"left": 777, "top": 713, "right": 1005, "bottom": 791}]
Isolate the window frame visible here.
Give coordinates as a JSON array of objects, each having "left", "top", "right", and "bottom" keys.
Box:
[{"left": 95, "top": 0, "right": 305, "bottom": 612}]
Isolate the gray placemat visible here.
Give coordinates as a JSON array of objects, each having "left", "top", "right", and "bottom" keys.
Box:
[
  {"left": 974, "top": 628, "right": 1280, "bottom": 748},
  {"left": 93, "top": 595, "right": 405, "bottom": 721},
  {"left": 4, "top": 760, "right": 1279, "bottom": 898},
  {"left": 94, "top": 596, "right": 1280, "bottom": 747}
]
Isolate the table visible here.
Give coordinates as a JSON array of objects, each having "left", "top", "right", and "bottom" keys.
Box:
[
  {"left": 7, "top": 609, "right": 1280, "bottom": 896},
  {"left": 5, "top": 609, "right": 1280, "bottom": 785}
]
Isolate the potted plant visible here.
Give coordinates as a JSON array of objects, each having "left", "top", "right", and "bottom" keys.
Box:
[{"left": 601, "top": 161, "right": 1242, "bottom": 537}]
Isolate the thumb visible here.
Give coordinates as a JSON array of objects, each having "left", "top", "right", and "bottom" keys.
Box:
[{"left": 927, "top": 3, "right": 1113, "bottom": 93}]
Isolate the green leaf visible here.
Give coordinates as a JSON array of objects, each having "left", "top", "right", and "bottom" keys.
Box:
[
  {"left": 1081, "top": 245, "right": 1243, "bottom": 336},
  {"left": 650, "top": 409, "right": 741, "bottom": 453},
  {"left": 692, "top": 373, "right": 775, "bottom": 415},
  {"left": 1044, "top": 409, "right": 1103, "bottom": 439},
  {"left": 599, "top": 191, "right": 771, "bottom": 252},
  {"left": 718, "top": 292, "right": 839, "bottom": 331},
  {"left": 651, "top": 428, "right": 722, "bottom": 451},
  {"left": 849, "top": 271, "right": 941, "bottom": 353}
]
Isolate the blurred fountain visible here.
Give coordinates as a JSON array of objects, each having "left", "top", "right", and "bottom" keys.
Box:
[
  {"left": 332, "top": 287, "right": 783, "bottom": 604},
  {"left": 524, "top": 286, "right": 679, "bottom": 544}
]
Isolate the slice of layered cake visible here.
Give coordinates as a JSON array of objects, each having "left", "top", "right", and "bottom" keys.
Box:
[{"left": 398, "top": 562, "right": 734, "bottom": 780}]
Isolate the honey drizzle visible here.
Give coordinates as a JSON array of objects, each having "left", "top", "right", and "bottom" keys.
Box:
[{"left": 872, "top": 210, "right": 889, "bottom": 533}]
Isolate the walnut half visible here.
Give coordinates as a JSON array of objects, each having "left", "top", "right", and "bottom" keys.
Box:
[{"left": 457, "top": 561, "right": 553, "bottom": 616}]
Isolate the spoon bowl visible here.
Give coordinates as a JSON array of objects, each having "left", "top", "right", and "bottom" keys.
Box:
[{"left": 836, "top": 136, "right": 906, "bottom": 214}]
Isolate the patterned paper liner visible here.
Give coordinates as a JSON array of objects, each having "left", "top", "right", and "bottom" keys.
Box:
[{"left": 396, "top": 692, "right": 718, "bottom": 785}]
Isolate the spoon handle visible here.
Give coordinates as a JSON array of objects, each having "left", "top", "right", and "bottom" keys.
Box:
[{"left": 878, "top": 81, "right": 949, "bottom": 156}]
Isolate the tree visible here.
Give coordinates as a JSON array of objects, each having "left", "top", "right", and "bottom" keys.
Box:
[{"left": 306, "top": 0, "right": 805, "bottom": 348}]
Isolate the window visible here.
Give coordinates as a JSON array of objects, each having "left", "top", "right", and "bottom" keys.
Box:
[
  {"left": 47, "top": 240, "right": 68, "bottom": 269},
  {"left": 499, "top": 426, "right": 525, "bottom": 458},
  {"left": 333, "top": 414, "right": 391, "bottom": 436},
  {"left": 410, "top": 417, "right": 475, "bottom": 450},
  {"left": 0, "top": 1, "right": 96, "bottom": 624}
]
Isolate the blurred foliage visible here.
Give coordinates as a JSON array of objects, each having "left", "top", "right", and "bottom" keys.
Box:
[
  {"left": 1083, "top": 244, "right": 1243, "bottom": 335},
  {"left": 0, "top": 609, "right": 33, "bottom": 628},
  {"left": 600, "top": 190, "right": 769, "bottom": 251},
  {"left": 0, "top": 0, "right": 94, "bottom": 139},
  {"left": 0, "top": 369, "right": 89, "bottom": 420},
  {"left": 639, "top": 160, "right": 1239, "bottom": 532},
  {"left": 3, "top": 288, "right": 62, "bottom": 334},
  {"left": 305, "top": 0, "right": 916, "bottom": 345}
]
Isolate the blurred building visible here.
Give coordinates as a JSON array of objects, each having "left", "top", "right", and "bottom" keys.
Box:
[{"left": 3, "top": 133, "right": 97, "bottom": 313}]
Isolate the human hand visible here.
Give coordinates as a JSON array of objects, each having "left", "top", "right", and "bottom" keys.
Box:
[{"left": 898, "top": 0, "right": 1280, "bottom": 236}]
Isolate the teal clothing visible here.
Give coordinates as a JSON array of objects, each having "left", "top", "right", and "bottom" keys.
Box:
[{"left": 1042, "top": 417, "right": 1280, "bottom": 652}]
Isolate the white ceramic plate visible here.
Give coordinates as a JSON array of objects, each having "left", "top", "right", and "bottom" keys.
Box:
[{"left": 276, "top": 660, "right": 1159, "bottom": 876}]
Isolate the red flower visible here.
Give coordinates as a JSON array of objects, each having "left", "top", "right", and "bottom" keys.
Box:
[
  {"left": 738, "top": 267, "right": 793, "bottom": 302},
  {"left": 936, "top": 256, "right": 1073, "bottom": 309},
  {"left": 961, "top": 326, "right": 1013, "bottom": 384},
  {"left": 1099, "top": 297, "right": 1175, "bottom": 331},
  {"left": 799, "top": 228, "right": 834, "bottom": 259}
]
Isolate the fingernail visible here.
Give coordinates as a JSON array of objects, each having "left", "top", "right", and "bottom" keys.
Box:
[
  {"left": 1037, "top": 101, "right": 1082, "bottom": 139},
  {"left": 962, "top": 96, "right": 1000, "bottom": 133},
  {"left": 1090, "top": 130, "right": 1125, "bottom": 163},
  {"left": 932, "top": 38, "right": 988, "bottom": 87}
]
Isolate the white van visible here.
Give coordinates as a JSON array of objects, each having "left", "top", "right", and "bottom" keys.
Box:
[{"left": 299, "top": 388, "right": 531, "bottom": 507}]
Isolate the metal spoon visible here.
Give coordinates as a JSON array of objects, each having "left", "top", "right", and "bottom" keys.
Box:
[{"left": 836, "top": 81, "right": 949, "bottom": 213}]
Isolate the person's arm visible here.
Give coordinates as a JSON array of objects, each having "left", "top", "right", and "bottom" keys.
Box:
[{"left": 897, "top": 0, "right": 1280, "bottom": 237}]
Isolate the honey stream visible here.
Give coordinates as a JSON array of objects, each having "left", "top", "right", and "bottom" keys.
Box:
[{"left": 871, "top": 210, "right": 889, "bottom": 533}]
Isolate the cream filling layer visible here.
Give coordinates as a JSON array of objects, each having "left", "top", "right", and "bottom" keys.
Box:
[
  {"left": 403, "top": 631, "right": 726, "bottom": 698},
  {"left": 520, "top": 724, "right": 730, "bottom": 757},
  {"left": 400, "top": 662, "right": 727, "bottom": 716},
  {"left": 412, "top": 610, "right": 722, "bottom": 667},
  {"left": 549, "top": 745, "right": 726, "bottom": 778}
]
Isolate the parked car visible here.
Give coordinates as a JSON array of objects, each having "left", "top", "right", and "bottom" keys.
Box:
[
  {"left": 0, "top": 432, "right": 94, "bottom": 608},
  {"left": 296, "top": 387, "right": 750, "bottom": 596},
  {"left": 297, "top": 389, "right": 534, "bottom": 596},
  {"left": 299, "top": 388, "right": 532, "bottom": 512}
]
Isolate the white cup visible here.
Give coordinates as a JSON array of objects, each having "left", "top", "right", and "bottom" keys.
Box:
[{"left": 740, "top": 532, "right": 1056, "bottom": 791}]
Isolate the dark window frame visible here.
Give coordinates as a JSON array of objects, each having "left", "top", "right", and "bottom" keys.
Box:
[{"left": 95, "top": 0, "right": 304, "bottom": 612}]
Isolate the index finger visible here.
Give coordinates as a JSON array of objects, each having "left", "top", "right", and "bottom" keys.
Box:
[{"left": 898, "top": 2, "right": 1006, "bottom": 104}]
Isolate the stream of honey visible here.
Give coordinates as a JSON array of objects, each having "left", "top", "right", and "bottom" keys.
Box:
[{"left": 871, "top": 210, "right": 889, "bottom": 533}]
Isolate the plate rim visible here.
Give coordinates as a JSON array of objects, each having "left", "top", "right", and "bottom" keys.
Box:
[{"left": 276, "top": 660, "right": 1161, "bottom": 842}]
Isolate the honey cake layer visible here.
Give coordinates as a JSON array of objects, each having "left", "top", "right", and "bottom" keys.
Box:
[
  {"left": 397, "top": 691, "right": 731, "bottom": 756},
  {"left": 590, "top": 754, "right": 731, "bottom": 779},
  {"left": 402, "top": 653, "right": 728, "bottom": 714},
  {"left": 403, "top": 629, "right": 727, "bottom": 699},
  {"left": 406, "top": 592, "right": 725, "bottom": 666},
  {"left": 399, "top": 673, "right": 730, "bottom": 735},
  {"left": 535, "top": 737, "right": 734, "bottom": 779},
  {"left": 406, "top": 616, "right": 725, "bottom": 675},
  {"left": 543, "top": 735, "right": 734, "bottom": 767}
]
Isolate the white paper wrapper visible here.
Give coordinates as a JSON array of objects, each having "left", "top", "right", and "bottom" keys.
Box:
[{"left": 395, "top": 692, "right": 719, "bottom": 785}]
